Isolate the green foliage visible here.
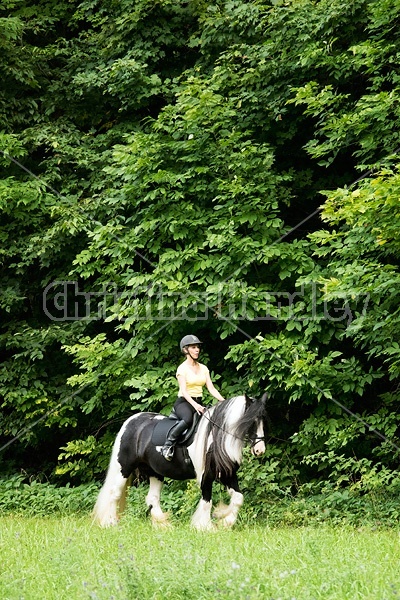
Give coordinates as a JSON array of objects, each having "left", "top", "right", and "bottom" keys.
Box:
[
  {"left": 261, "top": 488, "right": 400, "bottom": 528},
  {"left": 314, "top": 168, "right": 400, "bottom": 379},
  {"left": 0, "top": 475, "right": 98, "bottom": 516},
  {"left": 1, "top": 473, "right": 400, "bottom": 531},
  {"left": 0, "top": 0, "right": 399, "bottom": 498}
]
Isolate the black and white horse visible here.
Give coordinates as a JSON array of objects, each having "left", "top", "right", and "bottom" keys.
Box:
[{"left": 92, "top": 394, "right": 267, "bottom": 530}]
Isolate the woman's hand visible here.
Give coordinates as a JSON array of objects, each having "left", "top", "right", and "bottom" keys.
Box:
[{"left": 195, "top": 403, "right": 205, "bottom": 415}]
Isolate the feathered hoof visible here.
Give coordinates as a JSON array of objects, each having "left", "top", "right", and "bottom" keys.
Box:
[
  {"left": 217, "top": 515, "right": 236, "bottom": 528},
  {"left": 92, "top": 515, "right": 120, "bottom": 528},
  {"left": 213, "top": 502, "right": 231, "bottom": 519},
  {"left": 191, "top": 520, "right": 216, "bottom": 532},
  {"left": 150, "top": 512, "right": 171, "bottom": 528}
]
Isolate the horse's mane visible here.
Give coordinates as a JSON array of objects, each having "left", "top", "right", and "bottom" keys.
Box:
[
  {"left": 233, "top": 396, "right": 267, "bottom": 440},
  {"left": 204, "top": 395, "right": 266, "bottom": 478}
]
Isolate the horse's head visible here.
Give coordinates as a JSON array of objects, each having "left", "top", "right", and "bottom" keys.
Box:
[
  {"left": 244, "top": 393, "right": 267, "bottom": 457},
  {"left": 249, "top": 425, "right": 266, "bottom": 457}
]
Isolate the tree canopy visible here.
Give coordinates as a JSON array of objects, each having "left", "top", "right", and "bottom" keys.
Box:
[{"left": 1, "top": 0, "right": 399, "bottom": 492}]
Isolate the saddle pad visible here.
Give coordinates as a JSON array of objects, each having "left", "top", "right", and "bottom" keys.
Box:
[{"left": 151, "top": 418, "right": 180, "bottom": 446}]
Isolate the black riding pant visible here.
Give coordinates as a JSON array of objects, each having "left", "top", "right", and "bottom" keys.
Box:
[{"left": 173, "top": 396, "right": 201, "bottom": 426}]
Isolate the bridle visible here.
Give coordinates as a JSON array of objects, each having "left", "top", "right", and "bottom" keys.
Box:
[
  {"left": 201, "top": 411, "right": 265, "bottom": 447},
  {"left": 249, "top": 434, "right": 266, "bottom": 448}
]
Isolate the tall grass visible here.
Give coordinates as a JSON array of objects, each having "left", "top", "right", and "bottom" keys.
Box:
[{"left": 1, "top": 514, "right": 399, "bottom": 599}]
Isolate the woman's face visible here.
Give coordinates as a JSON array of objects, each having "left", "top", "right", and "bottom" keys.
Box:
[{"left": 187, "top": 344, "right": 201, "bottom": 359}]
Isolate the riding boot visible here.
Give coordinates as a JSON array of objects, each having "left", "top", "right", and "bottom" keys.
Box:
[{"left": 161, "top": 419, "right": 188, "bottom": 461}]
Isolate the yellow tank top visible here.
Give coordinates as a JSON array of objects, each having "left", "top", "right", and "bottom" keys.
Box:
[{"left": 176, "top": 362, "right": 209, "bottom": 397}]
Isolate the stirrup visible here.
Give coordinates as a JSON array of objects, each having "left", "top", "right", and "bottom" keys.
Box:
[{"left": 161, "top": 445, "right": 174, "bottom": 461}]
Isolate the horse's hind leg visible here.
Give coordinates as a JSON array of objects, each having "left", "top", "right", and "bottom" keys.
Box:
[
  {"left": 146, "top": 477, "right": 170, "bottom": 527},
  {"left": 213, "top": 471, "right": 243, "bottom": 528},
  {"left": 93, "top": 470, "right": 130, "bottom": 527},
  {"left": 117, "top": 473, "right": 132, "bottom": 514}
]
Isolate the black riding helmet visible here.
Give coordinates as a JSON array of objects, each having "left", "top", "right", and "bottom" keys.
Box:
[{"left": 180, "top": 334, "right": 203, "bottom": 354}]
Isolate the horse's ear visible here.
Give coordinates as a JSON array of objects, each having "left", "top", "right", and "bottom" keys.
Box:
[
  {"left": 260, "top": 392, "right": 268, "bottom": 405},
  {"left": 244, "top": 393, "right": 253, "bottom": 407}
]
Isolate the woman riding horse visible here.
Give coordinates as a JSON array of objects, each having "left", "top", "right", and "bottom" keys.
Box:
[
  {"left": 93, "top": 393, "right": 267, "bottom": 529},
  {"left": 161, "top": 334, "right": 225, "bottom": 460}
]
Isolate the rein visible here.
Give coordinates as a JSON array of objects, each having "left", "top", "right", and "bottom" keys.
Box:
[{"left": 201, "top": 411, "right": 265, "bottom": 447}]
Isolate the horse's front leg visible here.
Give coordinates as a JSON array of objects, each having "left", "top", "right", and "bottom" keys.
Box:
[
  {"left": 191, "top": 469, "right": 215, "bottom": 531},
  {"left": 213, "top": 470, "right": 244, "bottom": 528},
  {"left": 146, "top": 476, "right": 170, "bottom": 527}
]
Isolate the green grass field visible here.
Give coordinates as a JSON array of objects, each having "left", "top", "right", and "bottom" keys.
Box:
[{"left": 1, "top": 515, "right": 399, "bottom": 599}]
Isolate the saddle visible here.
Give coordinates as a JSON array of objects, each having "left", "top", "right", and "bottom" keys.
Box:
[{"left": 151, "top": 411, "right": 201, "bottom": 447}]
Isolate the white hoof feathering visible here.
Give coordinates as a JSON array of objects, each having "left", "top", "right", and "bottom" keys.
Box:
[
  {"left": 191, "top": 499, "right": 214, "bottom": 531},
  {"left": 92, "top": 488, "right": 121, "bottom": 528},
  {"left": 213, "top": 502, "right": 231, "bottom": 519},
  {"left": 150, "top": 512, "right": 171, "bottom": 528},
  {"left": 146, "top": 477, "right": 171, "bottom": 526},
  {"left": 215, "top": 490, "right": 244, "bottom": 528},
  {"left": 219, "top": 513, "right": 237, "bottom": 528}
]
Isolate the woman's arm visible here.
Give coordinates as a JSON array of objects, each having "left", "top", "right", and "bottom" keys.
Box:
[
  {"left": 205, "top": 371, "right": 225, "bottom": 402},
  {"left": 177, "top": 374, "right": 205, "bottom": 414}
]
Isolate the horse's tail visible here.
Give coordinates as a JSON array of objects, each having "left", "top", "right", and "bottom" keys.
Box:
[{"left": 92, "top": 423, "right": 131, "bottom": 527}]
